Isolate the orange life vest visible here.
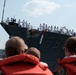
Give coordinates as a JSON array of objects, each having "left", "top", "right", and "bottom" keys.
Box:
[
  {"left": 55, "top": 57, "right": 76, "bottom": 75},
  {"left": 0, "top": 54, "right": 53, "bottom": 75}
]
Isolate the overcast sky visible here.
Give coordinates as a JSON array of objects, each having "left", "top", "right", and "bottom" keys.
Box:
[{"left": 0, "top": 0, "right": 76, "bottom": 49}]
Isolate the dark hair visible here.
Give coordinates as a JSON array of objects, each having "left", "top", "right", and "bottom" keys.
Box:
[{"left": 64, "top": 36, "right": 76, "bottom": 54}]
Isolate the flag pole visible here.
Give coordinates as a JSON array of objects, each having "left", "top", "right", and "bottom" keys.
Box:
[{"left": 1, "top": 0, "right": 6, "bottom": 22}]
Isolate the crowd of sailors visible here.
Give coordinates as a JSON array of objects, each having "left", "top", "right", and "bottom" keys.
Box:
[{"left": 5, "top": 17, "right": 75, "bottom": 36}]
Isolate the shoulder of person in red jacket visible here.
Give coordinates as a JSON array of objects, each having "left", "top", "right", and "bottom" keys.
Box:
[{"left": 0, "top": 54, "right": 53, "bottom": 75}]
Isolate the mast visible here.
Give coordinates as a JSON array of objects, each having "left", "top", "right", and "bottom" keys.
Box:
[{"left": 1, "top": 0, "right": 6, "bottom": 22}]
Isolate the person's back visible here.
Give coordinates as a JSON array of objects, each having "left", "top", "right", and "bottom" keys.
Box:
[
  {"left": 55, "top": 36, "right": 76, "bottom": 75},
  {"left": 0, "top": 37, "right": 53, "bottom": 75},
  {"left": 0, "top": 54, "right": 50, "bottom": 75},
  {"left": 0, "top": 36, "right": 28, "bottom": 75},
  {"left": 0, "top": 53, "right": 53, "bottom": 75},
  {"left": 26, "top": 47, "right": 53, "bottom": 75},
  {"left": 26, "top": 47, "right": 48, "bottom": 66}
]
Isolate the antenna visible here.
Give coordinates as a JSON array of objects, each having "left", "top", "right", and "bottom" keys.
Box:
[{"left": 1, "top": 0, "right": 6, "bottom": 22}]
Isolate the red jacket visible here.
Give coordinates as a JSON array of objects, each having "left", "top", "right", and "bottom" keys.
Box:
[
  {"left": 0, "top": 54, "right": 53, "bottom": 75},
  {"left": 56, "top": 57, "right": 76, "bottom": 75}
]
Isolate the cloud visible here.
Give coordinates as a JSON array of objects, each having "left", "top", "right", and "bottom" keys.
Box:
[{"left": 22, "top": 0, "right": 60, "bottom": 17}]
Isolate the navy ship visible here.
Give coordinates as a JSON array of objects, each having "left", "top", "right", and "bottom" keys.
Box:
[
  {"left": 0, "top": 18, "right": 72, "bottom": 72},
  {"left": 0, "top": 0, "right": 75, "bottom": 72}
]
